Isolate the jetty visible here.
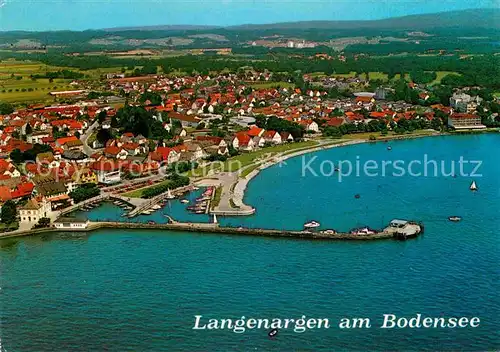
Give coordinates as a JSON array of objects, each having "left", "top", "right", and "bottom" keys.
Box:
[{"left": 0, "top": 219, "right": 423, "bottom": 241}]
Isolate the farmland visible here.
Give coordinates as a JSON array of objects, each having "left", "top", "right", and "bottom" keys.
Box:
[{"left": 0, "top": 59, "right": 124, "bottom": 104}]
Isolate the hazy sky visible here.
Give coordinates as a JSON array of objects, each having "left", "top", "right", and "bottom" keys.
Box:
[{"left": 0, "top": 0, "right": 497, "bottom": 31}]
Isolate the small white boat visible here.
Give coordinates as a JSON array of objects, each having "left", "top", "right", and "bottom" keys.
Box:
[
  {"left": 470, "top": 181, "right": 478, "bottom": 191},
  {"left": 152, "top": 204, "right": 162, "bottom": 210},
  {"left": 268, "top": 328, "right": 278, "bottom": 338},
  {"left": 350, "top": 227, "right": 377, "bottom": 235},
  {"left": 180, "top": 199, "right": 189, "bottom": 204},
  {"left": 448, "top": 216, "right": 462, "bottom": 222},
  {"left": 142, "top": 210, "right": 153, "bottom": 215},
  {"left": 304, "top": 220, "right": 321, "bottom": 228}
]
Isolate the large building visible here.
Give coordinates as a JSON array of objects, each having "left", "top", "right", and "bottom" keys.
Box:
[
  {"left": 450, "top": 93, "right": 482, "bottom": 114},
  {"left": 448, "top": 113, "right": 486, "bottom": 130},
  {"left": 19, "top": 198, "right": 51, "bottom": 225}
]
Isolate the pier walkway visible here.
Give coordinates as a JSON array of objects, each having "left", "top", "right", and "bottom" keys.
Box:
[{"left": 0, "top": 220, "right": 423, "bottom": 241}]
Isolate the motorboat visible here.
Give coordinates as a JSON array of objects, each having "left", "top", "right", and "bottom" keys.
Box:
[
  {"left": 180, "top": 199, "right": 189, "bottom": 204},
  {"left": 304, "top": 220, "right": 320, "bottom": 229},
  {"left": 448, "top": 216, "right": 462, "bottom": 222},
  {"left": 268, "top": 328, "right": 278, "bottom": 338},
  {"left": 350, "top": 227, "right": 377, "bottom": 235},
  {"left": 354, "top": 194, "right": 361, "bottom": 199},
  {"left": 321, "top": 229, "right": 337, "bottom": 235}
]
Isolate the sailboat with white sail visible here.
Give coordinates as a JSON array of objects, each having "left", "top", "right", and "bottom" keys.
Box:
[
  {"left": 470, "top": 181, "right": 478, "bottom": 191},
  {"left": 166, "top": 189, "right": 175, "bottom": 199}
]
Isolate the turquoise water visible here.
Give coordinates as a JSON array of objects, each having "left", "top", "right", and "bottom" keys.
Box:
[{"left": 1, "top": 134, "right": 499, "bottom": 351}]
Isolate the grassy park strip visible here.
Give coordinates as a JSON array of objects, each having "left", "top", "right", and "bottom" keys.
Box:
[{"left": 187, "top": 141, "right": 319, "bottom": 177}]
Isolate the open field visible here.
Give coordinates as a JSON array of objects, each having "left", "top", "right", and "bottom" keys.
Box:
[
  {"left": 0, "top": 59, "right": 128, "bottom": 103},
  {"left": 332, "top": 71, "right": 357, "bottom": 78},
  {"left": 431, "top": 71, "right": 460, "bottom": 85},
  {"left": 0, "top": 77, "right": 74, "bottom": 103},
  {"left": 248, "top": 81, "right": 294, "bottom": 89}
]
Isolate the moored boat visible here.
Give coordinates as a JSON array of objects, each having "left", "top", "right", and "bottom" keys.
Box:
[
  {"left": 350, "top": 227, "right": 378, "bottom": 235},
  {"left": 304, "top": 220, "right": 320, "bottom": 229}
]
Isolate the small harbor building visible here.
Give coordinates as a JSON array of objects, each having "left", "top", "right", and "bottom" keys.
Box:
[{"left": 54, "top": 218, "right": 90, "bottom": 229}]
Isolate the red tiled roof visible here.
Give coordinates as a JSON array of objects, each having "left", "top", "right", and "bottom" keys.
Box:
[{"left": 247, "top": 127, "right": 264, "bottom": 137}]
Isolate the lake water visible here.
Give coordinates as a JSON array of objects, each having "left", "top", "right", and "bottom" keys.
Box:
[{"left": 1, "top": 134, "right": 499, "bottom": 351}]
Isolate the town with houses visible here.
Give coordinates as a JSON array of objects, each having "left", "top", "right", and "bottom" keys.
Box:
[{"left": 0, "top": 69, "right": 497, "bottom": 233}]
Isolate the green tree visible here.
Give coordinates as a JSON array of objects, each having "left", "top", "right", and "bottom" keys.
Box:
[
  {"left": 1, "top": 200, "right": 17, "bottom": 224},
  {"left": 25, "top": 123, "right": 33, "bottom": 135},
  {"left": 10, "top": 149, "right": 23, "bottom": 164},
  {"left": 0, "top": 102, "right": 14, "bottom": 115}
]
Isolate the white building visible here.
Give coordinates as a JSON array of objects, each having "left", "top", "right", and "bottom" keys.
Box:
[
  {"left": 19, "top": 198, "right": 51, "bottom": 225},
  {"left": 54, "top": 218, "right": 90, "bottom": 229}
]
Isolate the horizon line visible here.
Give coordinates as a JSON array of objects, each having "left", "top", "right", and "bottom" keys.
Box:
[{"left": 0, "top": 7, "right": 498, "bottom": 33}]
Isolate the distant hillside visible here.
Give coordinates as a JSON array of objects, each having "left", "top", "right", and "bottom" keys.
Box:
[
  {"left": 227, "top": 9, "right": 500, "bottom": 31},
  {"left": 103, "top": 25, "right": 220, "bottom": 32}
]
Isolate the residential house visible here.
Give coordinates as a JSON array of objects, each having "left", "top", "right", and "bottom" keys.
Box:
[
  {"left": 0, "top": 159, "right": 21, "bottom": 178},
  {"left": 105, "top": 146, "right": 128, "bottom": 160},
  {"left": 19, "top": 197, "right": 51, "bottom": 225},
  {"left": 34, "top": 176, "right": 70, "bottom": 209},
  {"left": 90, "top": 160, "right": 122, "bottom": 184},
  {"left": 27, "top": 131, "right": 50, "bottom": 144},
  {"left": 280, "top": 132, "right": 294, "bottom": 142},
  {"left": 300, "top": 120, "right": 319, "bottom": 132},
  {"left": 232, "top": 132, "right": 255, "bottom": 151},
  {"left": 263, "top": 130, "right": 282, "bottom": 144},
  {"left": 72, "top": 168, "right": 98, "bottom": 184}
]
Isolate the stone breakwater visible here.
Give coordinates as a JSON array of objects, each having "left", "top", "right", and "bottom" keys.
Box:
[{"left": 0, "top": 221, "right": 422, "bottom": 241}]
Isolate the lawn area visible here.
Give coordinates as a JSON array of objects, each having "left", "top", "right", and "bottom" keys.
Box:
[
  {"left": 188, "top": 141, "right": 319, "bottom": 177},
  {"left": 493, "top": 92, "right": 500, "bottom": 98},
  {"left": 369, "top": 72, "right": 389, "bottom": 80},
  {"left": 0, "top": 222, "right": 19, "bottom": 232},
  {"left": 249, "top": 81, "right": 294, "bottom": 89},
  {"left": 341, "top": 130, "right": 437, "bottom": 141},
  {"left": 308, "top": 72, "right": 327, "bottom": 78},
  {"left": 121, "top": 179, "right": 171, "bottom": 198},
  {"left": 210, "top": 187, "right": 222, "bottom": 210},
  {"left": 332, "top": 71, "right": 357, "bottom": 78},
  {"left": 431, "top": 71, "right": 460, "bottom": 85}
]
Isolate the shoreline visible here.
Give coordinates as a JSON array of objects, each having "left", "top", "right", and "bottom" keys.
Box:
[{"left": 225, "top": 131, "right": 446, "bottom": 214}]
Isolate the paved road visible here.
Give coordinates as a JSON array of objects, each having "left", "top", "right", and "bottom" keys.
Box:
[{"left": 81, "top": 121, "right": 101, "bottom": 156}]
